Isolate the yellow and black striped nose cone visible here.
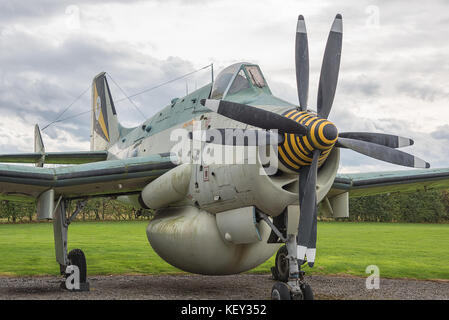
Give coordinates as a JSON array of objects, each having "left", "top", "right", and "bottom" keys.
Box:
[
  {"left": 310, "top": 119, "right": 338, "bottom": 150},
  {"left": 278, "top": 109, "right": 338, "bottom": 172},
  {"left": 322, "top": 122, "right": 338, "bottom": 143}
]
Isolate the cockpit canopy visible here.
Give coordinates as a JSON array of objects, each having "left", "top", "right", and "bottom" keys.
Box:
[{"left": 210, "top": 62, "right": 271, "bottom": 100}]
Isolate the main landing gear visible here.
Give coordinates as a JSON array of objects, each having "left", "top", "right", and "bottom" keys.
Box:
[{"left": 53, "top": 198, "right": 90, "bottom": 291}]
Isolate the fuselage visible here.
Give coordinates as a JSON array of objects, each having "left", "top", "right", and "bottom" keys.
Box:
[
  {"left": 107, "top": 73, "right": 337, "bottom": 175},
  {"left": 106, "top": 82, "right": 293, "bottom": 161}
]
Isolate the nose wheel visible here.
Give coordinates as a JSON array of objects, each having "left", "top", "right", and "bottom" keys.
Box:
[
  {"left": 271, "top": 282, "right": 292, "bottom": 300},
  {"left": 271, "top": 280, "right": 314, "bottom": 300},
  {"left": 271, "top": 245, "right": 314, "bottom": 300},
  {"left": 271, "top": 245, "right": 289, "bottom": 282}
]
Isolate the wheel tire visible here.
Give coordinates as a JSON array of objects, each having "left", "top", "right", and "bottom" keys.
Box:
[
  {"left": 271, "top": 282, "right": 291, "bottom": 300},
  {"left": 68, "top": 249, "right": 87, "bottom": 283},
  {"left": 274, "top": 245, "right": 289, "bottom": 282},
  {"left": 301, "top": 283, "right": 314, "bottom": 300},
  {"left": 270, "top": 266, "right": 279, "bottom": 280}
]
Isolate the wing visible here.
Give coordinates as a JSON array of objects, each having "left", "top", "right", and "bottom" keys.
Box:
[
  {"left": 0, "top": 151, "right": 108, "bottom": 165},
  {"left": 330, "top": 168, "right": 449, "bottom": 198},
  {"left": 0, "top": 153, "right": 176, "bottom": 202}
]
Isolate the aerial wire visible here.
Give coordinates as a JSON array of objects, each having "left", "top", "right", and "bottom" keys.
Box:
[
  {"left": 41, "top": 63, "right": 213, "bottom": 129},
  {"left": 106, "top": 73, "right": 147, "bottom": 119},
  {"left": 115, "top": 63, "right": 212, "bottom": 102},
  {"left": 41, "top": 85, "right": 90, "bottom": 131}
]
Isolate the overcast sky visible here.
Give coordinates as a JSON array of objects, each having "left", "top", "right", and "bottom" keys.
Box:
[{"left": 0, "top": 0, "right": 448, "bottom": 173}]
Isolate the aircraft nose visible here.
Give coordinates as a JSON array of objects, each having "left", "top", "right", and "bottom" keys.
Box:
[
  {"left": 278, "top": 109, "right": 338, "bottom": 172},
  {"left": 309, "top": 119, "right": 338, "bottom": 150}
]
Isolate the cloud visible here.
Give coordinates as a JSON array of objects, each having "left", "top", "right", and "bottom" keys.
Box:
[
  {"left": 396, "top": 81, "right": 449, "bottom": 102},
  {"left": 339, "top": 74, "right": 380, "bottom": 98},
  {"left": 431, "top": 125, "right": 449, "bottom": 141},
  {"left": 0, "top": 0, "right": 147, "bottom": 22},
  {"left": 0, "top": 0, "right": 448, "bottom": 173},
  {"left": 0, "top": 25, "right": 206, "bottom": 151}
]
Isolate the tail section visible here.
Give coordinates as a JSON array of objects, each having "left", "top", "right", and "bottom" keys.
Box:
[{"left": 91, "top": 72, "right": 120, "bottom": 151}]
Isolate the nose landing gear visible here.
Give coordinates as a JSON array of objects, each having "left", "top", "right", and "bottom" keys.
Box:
[
  {"left": 258, "top": 210, "right": 314, "bottom": 300},
  {"left": 271, "top": 245, "right": 314, "bottom": 300}
]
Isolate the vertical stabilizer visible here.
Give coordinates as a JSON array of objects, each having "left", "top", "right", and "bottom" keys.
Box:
[
  {"left": 34, "top": 124, "right": 45, "bottom": 167},
  {"left": 91, "top": 72, "right": 120, "bottom": 151}
]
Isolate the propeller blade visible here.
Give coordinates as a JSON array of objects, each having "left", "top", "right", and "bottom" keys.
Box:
[
  {"left": 200, "top": 99, "right": 308, "bottom": 135},
  {"left": 188, "top": 128, "right": 284, "bottom": 146},
  {"left": 295, "top": 15, "right": 309, "bottom": 111},
  {"left": 297, "top": 150, "right": 319, "bottom": 267},
  {"left": 306, "top": 207, "right": 317, "bottom": 267},
  {"left": 339, "top": 132, "right": 414, "bottom": 149},
  {"left": 337, "top": 137, "right": 430, "bottom": 168},
  {"left": 317, "top": 14, "right": 343, "bottom": 119}
]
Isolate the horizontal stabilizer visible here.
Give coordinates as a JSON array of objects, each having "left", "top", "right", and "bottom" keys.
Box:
[{"left": 0, "top": 151, "right": 108, "bottom": 165}]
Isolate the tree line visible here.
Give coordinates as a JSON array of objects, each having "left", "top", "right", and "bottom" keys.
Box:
[
  {"left": 0, "top": 198, "right": 153, "bottom": 223},
  {"left": 346, "top": 190, "right": 449, "bottom": 223},
  {"left": 1, "top": 190, "right": 449, "bottom": 223}
]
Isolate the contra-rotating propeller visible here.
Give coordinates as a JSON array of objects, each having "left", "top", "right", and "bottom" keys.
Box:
[
  {"left": 295, "top": 14, "right": 344, "bottom": 267},
  {"left": 293, "top": 14, "right": 428, "bottom": 267},
  {"left": 295, "top": 14, "right": 430, "bottom": 266},
  {"left": 200, "top": 14, "right": 430, "bottom": 267}
]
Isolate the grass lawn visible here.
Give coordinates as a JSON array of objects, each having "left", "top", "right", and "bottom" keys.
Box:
[{"left": 0, "top": 221, "right": 448, "bottom": 280}]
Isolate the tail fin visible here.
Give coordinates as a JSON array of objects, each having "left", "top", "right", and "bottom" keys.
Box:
[{"left": 91, "top": 72, "right": 120, "bottom": 151}]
